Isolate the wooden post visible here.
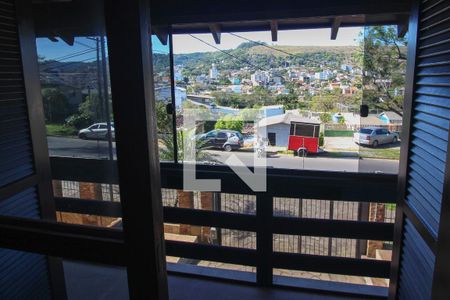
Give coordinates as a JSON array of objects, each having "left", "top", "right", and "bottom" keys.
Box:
[
  {"left": 200, "top": 192, "right": 213, "bottom": 242},
  {"left": 104, "top": 0, "right": 168, "bottom": 298}
]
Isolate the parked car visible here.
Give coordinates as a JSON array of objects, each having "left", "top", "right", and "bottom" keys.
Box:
[
  {"left": 353, "top": 127, "right": 399, "bottom": 148},
  {"left": 197, "top": 129, "right": 243, "bottom": 151},
  {"left": 78, "top": 123, "right": 115, "bottom": 140}
]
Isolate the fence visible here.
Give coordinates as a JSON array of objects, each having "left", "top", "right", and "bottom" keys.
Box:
[{"left": 55, "top": 181, "right": 394, "bottom": 259}]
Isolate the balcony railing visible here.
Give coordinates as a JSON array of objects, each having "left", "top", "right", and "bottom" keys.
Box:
[{"left": 49, "top": 157, "right": 397, "bottom": 298}]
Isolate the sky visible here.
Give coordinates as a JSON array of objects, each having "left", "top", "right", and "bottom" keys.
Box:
[
  {"left": 172, "top": 27, "right": 363, "bottom": 54},
  {"left": 36, "top": 27, "right": 363, "bottom": 61}
]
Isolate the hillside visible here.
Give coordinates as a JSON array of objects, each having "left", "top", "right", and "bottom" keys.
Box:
[
  {"left": 247, "top": 45, "right": 358, "bottom": 56},
  {"left": 171, "top": 43, "right": 359, "bottom": 76}
]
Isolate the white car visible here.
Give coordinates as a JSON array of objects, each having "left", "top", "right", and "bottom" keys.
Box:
[
  {"left": 354, "top": 127, "right": 399, "bottom": 148},
  {"left": 78, "top": 123, "right": 115, "bottom": 140}
]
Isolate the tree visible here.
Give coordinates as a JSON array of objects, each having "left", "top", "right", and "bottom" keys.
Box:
[
  {"left": 78, "top": 94, "right": 102, "bottom": 121},
  {"left": 360, "top": 26, "right": 407, "bottom": 116},
  {"left": 66, "top": 94, "right": 105, "bottom": 129},
  {"left": 276, "top": 94, "right": 299, "bottom": 110},
  {"left": 155, "top": 101, "right": 172, "bottom": 133},
  {"left": 42, "top": 88, "right": 69, "bottom": 123},
  {"left": 310, "top": 94, "right": 336, "bottom": 112},
  {"left": 159, "top": 129, "right": 211, "bottom": 162},
  {"left": 215, "top": 115, "right": 243, "bottom": 132},
  {"left": 319, "top": 113, "right": 332, "bottom": 123}
]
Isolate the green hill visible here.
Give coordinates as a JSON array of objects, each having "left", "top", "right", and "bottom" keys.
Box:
[{"left": 172, "top": 42, "right": 359, "bottom": 77}]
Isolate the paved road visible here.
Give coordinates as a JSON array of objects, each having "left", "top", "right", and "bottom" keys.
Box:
[
  {"left": 48, "top": 136, "right": 116, "bottom": 159},
  {"left": 47, "top": 136, "right": 398, "bottom": 173},
  {"left": 203, "top": 150, "right": 399, "bottom": 174}
]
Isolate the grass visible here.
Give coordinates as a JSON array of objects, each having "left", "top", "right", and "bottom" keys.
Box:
[
  {"left": 323, "top": 151, "right": 358, "bottom": 158},
  {"left": 46, "top": 123, "right": 77, "bottom": 137},
  {"left": 323, "top": 145, "right": 400, "bottom": 160},
  {"left": 359, "top": 147, "right": 400, "bottom": 160},
  {"left": 324, "top": 130, "right": 355, "bottom": 137},
  {"left": 386, "top": 203, "right": 396, "bottom": 210},
  {"left": 277, "top": 150, "right": 294, "bottom": 155}
]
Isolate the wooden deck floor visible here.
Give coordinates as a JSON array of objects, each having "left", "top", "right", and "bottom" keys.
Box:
[{"left": 63, "top": 261, "right": 376, "bottom": 300}]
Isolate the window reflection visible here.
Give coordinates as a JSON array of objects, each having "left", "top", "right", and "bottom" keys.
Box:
[
  {"left": 169, "top": 27, "right": 404, "bottom": 173},
  {"left": 37, "top": 36, "right": 115, "bottom": 160}
]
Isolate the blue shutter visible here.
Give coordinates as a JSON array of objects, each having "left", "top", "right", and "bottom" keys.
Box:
[
  {"left": 398, "top": 219, "right": 435, "bottom": 300},
  {"left": 395, "top": 0, "right": 450, "bottom": 299},
  {"left": 406, "top": 0, "right": 450, "bottom": 238},
  {"left": 0, "top": 0, "right": 52, "bottom": 298}
]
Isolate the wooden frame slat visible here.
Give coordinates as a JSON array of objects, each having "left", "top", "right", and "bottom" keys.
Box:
[
  {"left": 50, "top": 157, "right": 398, "bottom": 203},
  {"left": 0, "top": 215, "right": 125, "bottom": 265},
  {"left": 273, "top": 252, "right": 391, "bottom": 278},
  {"left": 165, "top": 240, "right": 257, "bottom": 266},
  {"left": 273, "top": 217, "right": 394, "bottom": 241}
]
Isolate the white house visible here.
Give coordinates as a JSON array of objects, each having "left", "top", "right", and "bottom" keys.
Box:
[
  {"left": 256, "top": 112, "right": 320, "bottom": 147},
  {"left": 154, "top": 86, "right": 187, "bottom": 108}
]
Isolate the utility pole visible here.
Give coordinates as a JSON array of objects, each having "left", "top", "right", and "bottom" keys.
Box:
[{"left": 99, "top": 35, "right": 114, "bottom": 202}]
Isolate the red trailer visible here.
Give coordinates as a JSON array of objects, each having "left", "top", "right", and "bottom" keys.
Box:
[{"left": 287, "top": 121, "right": 321, "bottom": 156}]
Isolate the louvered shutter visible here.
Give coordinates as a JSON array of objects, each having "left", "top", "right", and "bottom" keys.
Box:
[
  {"left": 393, "top": 0, "right": 450, "bottom": 299},
  {"left": 0, "top": 0, "right": 55, "bottom": 298}
]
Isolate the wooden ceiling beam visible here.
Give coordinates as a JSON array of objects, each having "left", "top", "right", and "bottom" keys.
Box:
[
  {"left": 330, "top": 17, "right": 342, "bottom": 40},
  {"left": 209, "top": 23, "right": 221, "bottom": 44},
  {"left": 153, "top": 26, "right": 169, "bottom": 45},
  {"left": 270, "top": 20, "right": 278, "bottom": 42},
  {"left": 397, "top": 16, "right": 409, "bottom": 38},
  {"left": 59, "top": 34, "right": 74, "bottom": 46}
]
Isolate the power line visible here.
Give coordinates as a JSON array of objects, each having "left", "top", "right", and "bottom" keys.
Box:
[
  {"left": 74, "top": 40, "right": 97, "bottom": 50},
  {"left": 40, "top": 49, "right": 96, "bottom": 71},
  {"left": 188, "top": 34, "right": 269, "bottom": 71},
  {"left": 41, "top": 56, "right": 97, "bottom": 72},
  {"left": 42, "top": 48, "right": 96, "bottom": 65}
]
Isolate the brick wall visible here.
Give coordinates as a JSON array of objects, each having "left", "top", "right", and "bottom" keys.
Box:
[
  {"left": 367, "top": 203, "right": 386, "bottom": 257},
  {"left": 55, "top": 180, "right": 119, "bottom": 227}
]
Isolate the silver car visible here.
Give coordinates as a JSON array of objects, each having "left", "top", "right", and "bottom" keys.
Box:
[
  {"left": 353, "top": 127, "right": 399, "bottom": 148},
  {"left": 78, "top": 123, "right": 115, "bottom": 140}
]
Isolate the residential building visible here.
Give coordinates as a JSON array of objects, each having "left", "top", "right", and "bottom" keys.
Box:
[
  {"left": 209, "top": 63, "right": 218, "bottom": 80},
  {"left": 154, "top": 86, "right": 187, "bottom": 108},
  {"left": 251, "top": 70, "right": 270, "bottom": 86},
  {"left": 378, "top": 111, "right": 403, "bottom": 125},
  {"left": 256, "top": 112, "right": 320, "bottom": 146}
]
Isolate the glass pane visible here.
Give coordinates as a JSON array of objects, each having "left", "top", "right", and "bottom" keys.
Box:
[
  {"left": 63, "top": 259, "right": 129, "bottom": 300},
  {"left": 0, "top": 248, "right": 51, "bottom": 299},
  {"left": 34, "top": 0, "right": 122, "bottom": 228},
  {"left": 0, "top": 249, "right": 130, "bottom": 299},
  {"left": 37, "top": 35, "right": 115, "bottom": 160},
  {"left": 358, "top": 25, "right": 406, "bottom": 174},
  {"left": 172, "top": 28, "right": 369, "bottom": 172},
  {"left": 152, "top": 35, "right": 176, "bottom": 162}
]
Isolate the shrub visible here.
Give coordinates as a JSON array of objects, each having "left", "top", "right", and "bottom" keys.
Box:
[
  {"left": 215, "top": 115, "right": 243, "bottom": 132},
  {"left": 65, "top": 113, "right": 93, "bottom": 129}
]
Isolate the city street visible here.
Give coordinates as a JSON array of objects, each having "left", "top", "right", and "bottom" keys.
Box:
[
  {"left": 203, "top": 149, "right": 398, "bottom": 173},
  {"left": 47, "top": 136, "right": 399, "bottom": 173}
]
